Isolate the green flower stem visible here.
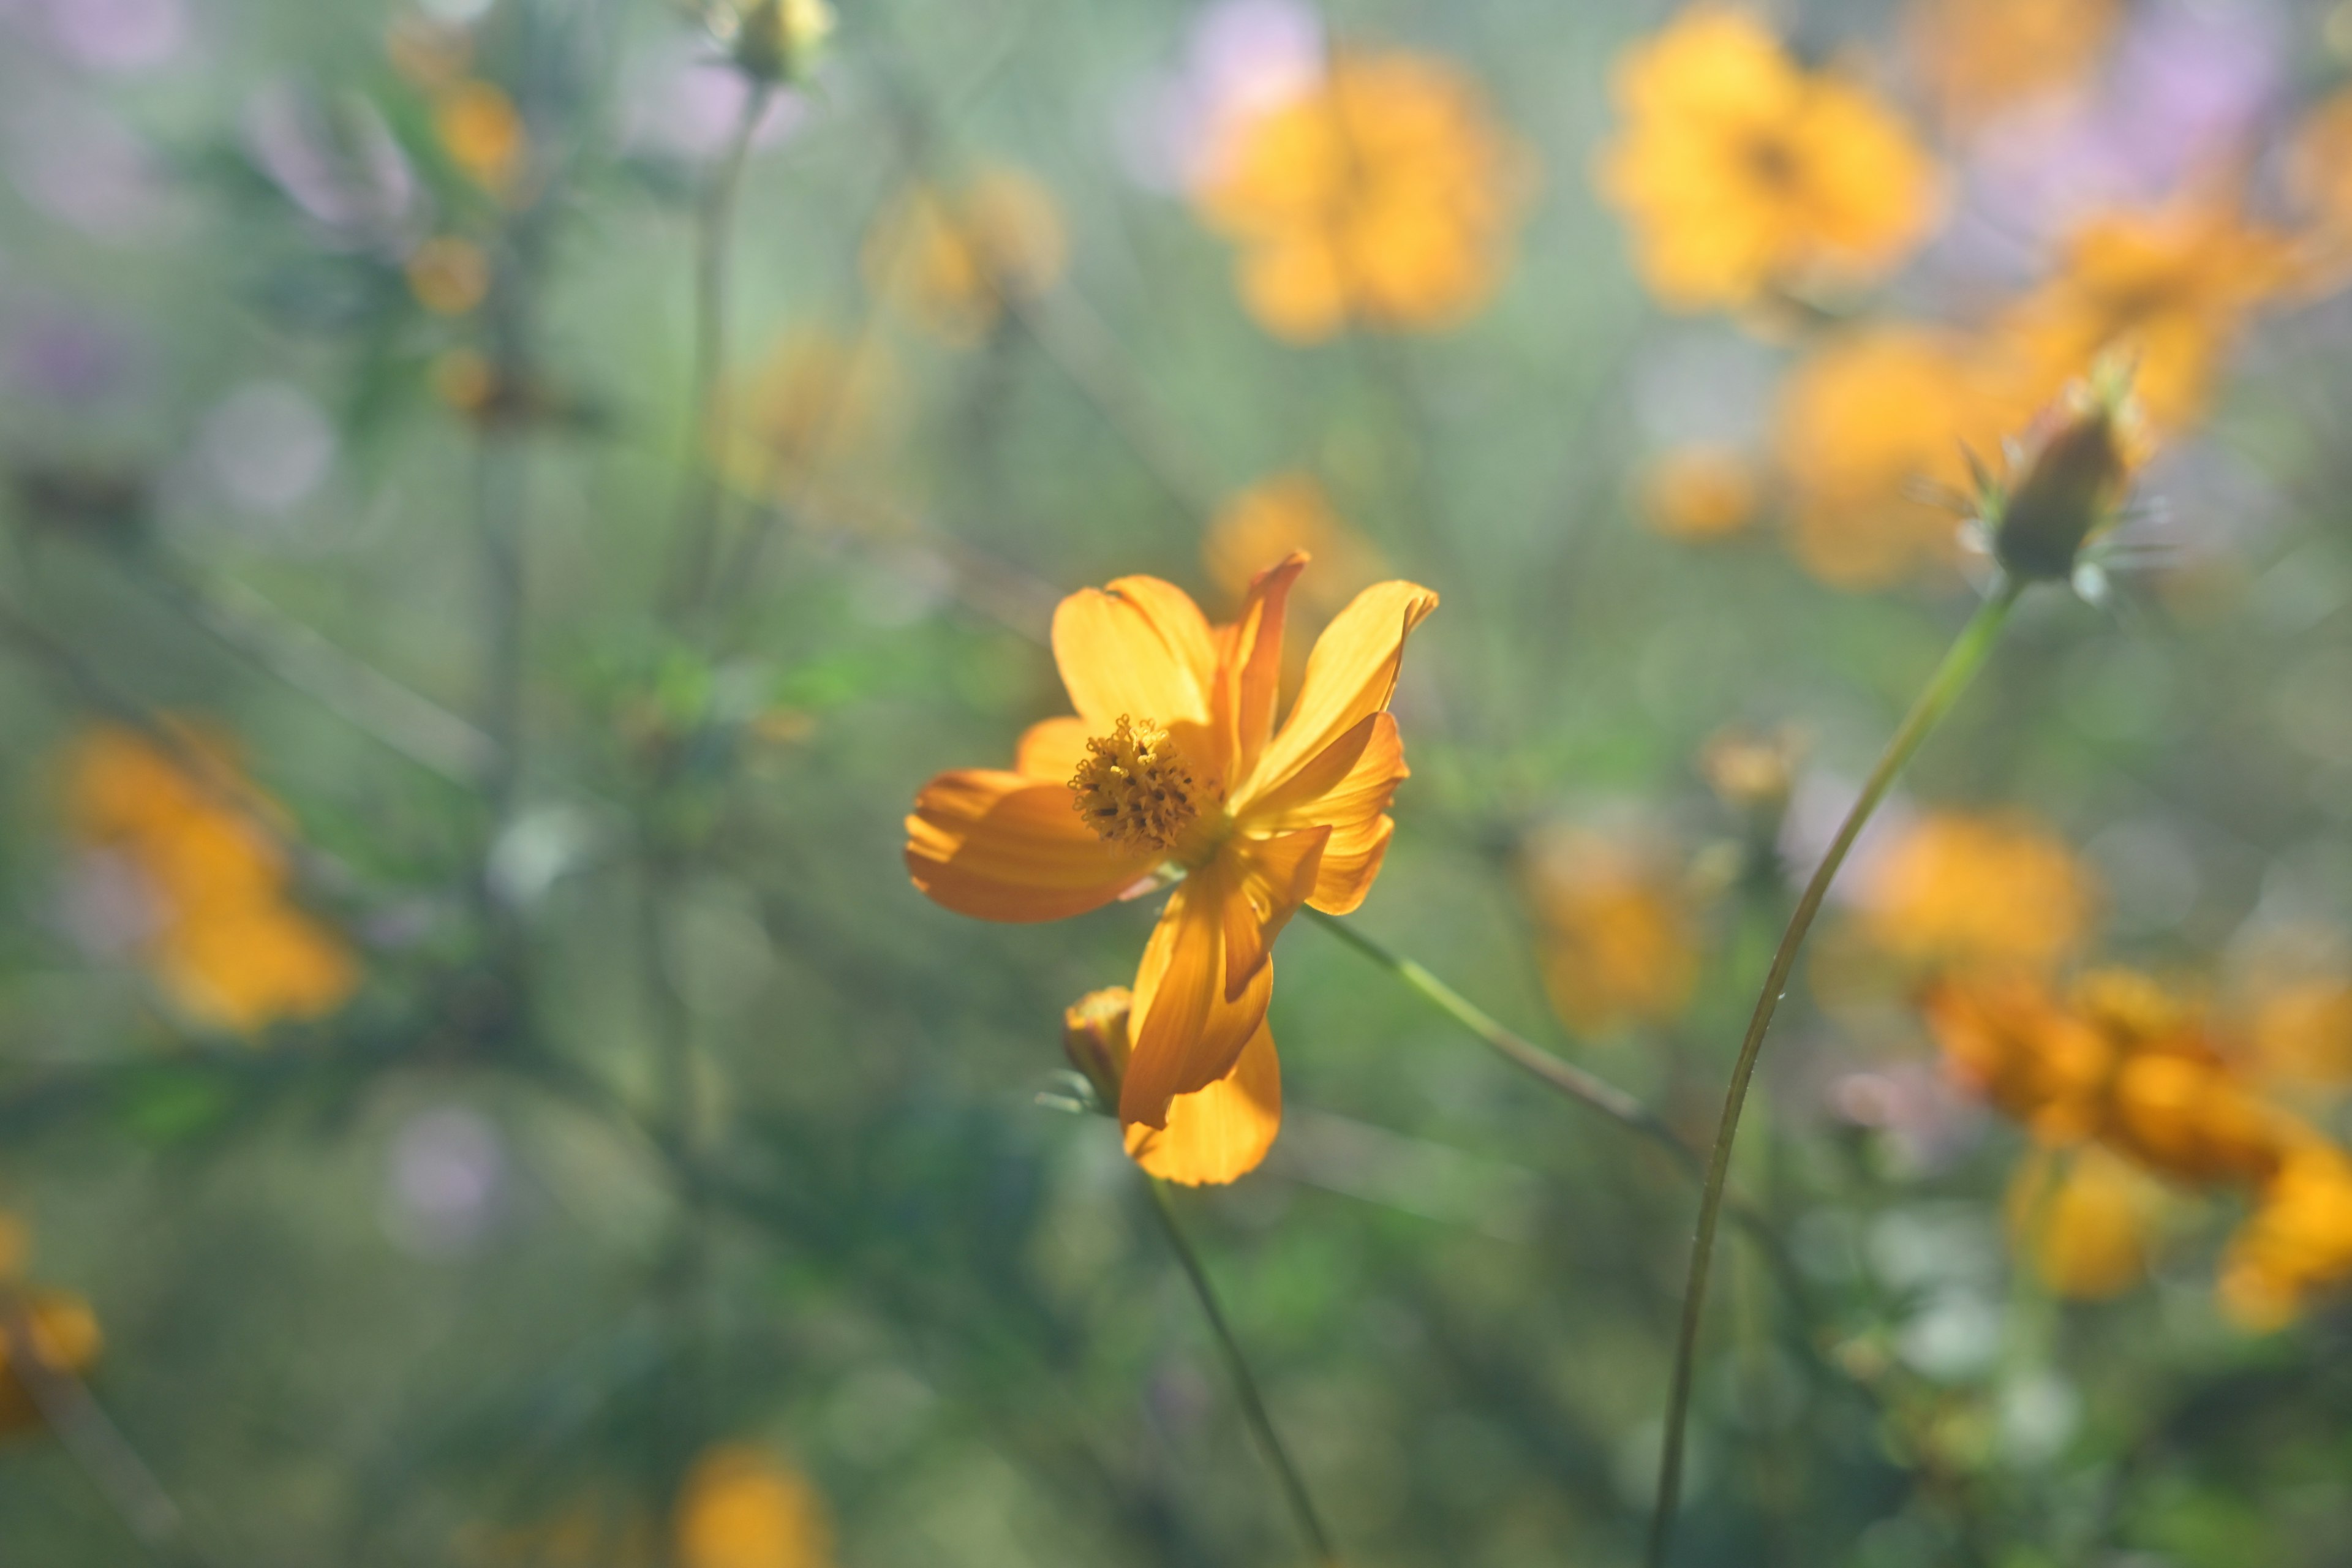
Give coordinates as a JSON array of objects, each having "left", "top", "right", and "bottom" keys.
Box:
[
  {"left": 1645, "top": 575, "right": 2026, "bottom": 1567},
  {"left": 1144, "top": 1178, "right": 1342, "bottom": 1568}
]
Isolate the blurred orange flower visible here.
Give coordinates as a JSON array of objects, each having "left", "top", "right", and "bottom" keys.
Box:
[
  {"left": 1772, "top": 325, "right": 2023, "bottom": 589},
  {"left": 0, "top": 1289, "right": 102, "bottom": 1436},
  {"left": 676, "top": 1444, "right": 834, "bottom": 1568},
  {"left": 1596, "top": 7, "right": 1939, "bottom": 313},
  {"left": 406, "top": 235, "right": 492, "bottom": 316},
  {"left": 862, "top": 168, "right": 1067, "bottom": 347},
  {"left": 1923, "top": 970, "right": 2115, "bottom": 1144},
  {"left": 1202, "top": 475, "right": 1385, "bottom": 616},
  {"left": 66, "top": 726, "right": 358, "bottom": 1035},
  {"left": 2288, "top": 89, "right": 2352, "bottom": 291},
  {"left": 1996, "top": 200, "right": 2297, "bottom": 431},
  {"left": 436, "top": 80, "right": 529, "bottom": 198},
  {"left": 2007, "top": 1146, "right": 2159, "bottom": 1300},
  {"left": 1905, "top": 0, "right": 2119, "bottom": 129},
  {"left": 907, "top": 557, "right": 1436, "bottom": 1180},
  {"left": 1638, "top": 445, "right": 1762, "bottom": 541},
  {"left": 2221, "top": 1145, "right": 2352, "bottom": 1330},
  {"left": 717, "top": 328, "right": 892, "bottom": 499},
  {"left": 1523, "top": 829, "right": 1700, "bottom": 1038},
  {"left": 1860, "top": 810, "right": 2097, "bottom": 974},
  {"left": 2247, "top": 976, "right": 2352, "bottom": 1087},
  {"left": 1194, "top": 51, "right": 1533, "bottom": 342}
]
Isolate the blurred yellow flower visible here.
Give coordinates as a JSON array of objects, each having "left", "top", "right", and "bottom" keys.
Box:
[
  {"left": 906, "top": 557, "right": 1436, "bottom": 1175},
  {"left": 1194, "top": 52, "right": 1533, "bottom": 342},
  {"left": 0, "top": 1289, "right": 102, "bottom": 1436},
  {"left": 2220, "top": 1145, "right": 2352, "bottom": 1330},
  {"left": 676, "top": 1444, "right": 834, "bottom": 1568},
  {"left": 1905, "top": 0, "right": 2120, "bottom": 129},
  {"left": 1202, "top": 475, "right": 1385, "bottom": 616},
  {"left": 1860, "top": 810, "right": 2097, "bottom": 974},
  {"left": 1638, "top": 444, "right": 1762, "bottom": 541},
  {"left": 1698, "top": 725, "right": 1804, "bottom": 817},
  {"left": 2247, "top": 976, "right": 2352, "bottom": 1086},
  {"left": 1596, "top": 7, "right": 1940, "bottom": 313},
  {"left": 436, "top": 81, "right": 529, "bottom": 199},
  {"left": 406, "top": 235, "right": 492, "bottom": 316},
  {"left": 2008, "top": 1147, "right": 2158, "bottom": 1300},
  {"left": 66, "top": 726, "right": 358, "bottom": 1035},
  {"left": 1063, "top": 987, "right": 1281, "bottom": 1187},
  {"left": 2289, "top": 89, "right": 2352, "bottom": 290},
  {"left": 1524, "top": 829, "right": 1700, "bottom": 1037},
  {"left": 1997, "top": 201, "right": 2297, "bottom": 431},
  {"left": 1772, "top": 325, "right": 2022, "bottom": 589},
  {"left": 1924, "top": 970, "right": 2116, "bottom": 1145},
  {"left": 862, "top": 168, "right": 1067, "bottom": 347},
  {"left": 717, "top": 328, "right": 892, "bottom": 499}
]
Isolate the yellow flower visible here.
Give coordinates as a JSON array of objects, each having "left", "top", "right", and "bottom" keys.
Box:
[
  {"left": 2247, "top": 976, "right": 2352, "bottom": 1086},
  {"left": 1202, "top": 475, "right": 1385, "bottom": 616},
  {"left": 1523, "top": 829, "right": 1700, "bottom": 1037},
  {"left": 65, "top": 726, "right": 358, "bottom": 1035},
  {"left": 2008, "top": 1146, "right": 2158, "bottom": 1300},
  {"left": 2288, "top": 89, "right": 2352, "bottom": 293},
  {"left": 406, "top": 235, "right": 492, "bottom": 316},
  {"left": 0, "top": 1289, "right": 102, "bottom": 1435},
  {"left": 907, "top": 556, "right": 1437, "bottom": 1178},
  {"left": 1596, "top": 7, "right": 1940, "bottom": 313},
  {"left": 1638, "top": 444, "right": 1761, "bottom": 541},
  {"left": 1194, "top": 51, "right": 1532, "bottom": 342},
  {"left": 1063, "top": 987, "right": 1280, "bottom": 1187},
  {"left": 1860, "top": 810, "right": 2097, "bottom": 974},
  {"left": 715, "top": 329, "right": 892, "bottom": 499},
  {"left": 2220, "top": 1145, "right": 2352, "bottom": 1330},
  {"left": 1904, "top": 0, "right": 2120, "bottom": 129},
  {"left": 862, "top": 168, "right": 1067, "bottom": 347},
  {"left": 1923, "top": 971, "right": 2117, "bottom": 1145},
  {"left": 1773, "top": 324, "right": 2023, "bottom": 589},
  {"left": 675, "top": 1444, "right": 834, "bottom": 1568},
  {"left": 436, "top": 81, "right": 529, "bottom": 199},
  {"left": 1996, "top": 200, "right": 2297, "bottom": 431}
]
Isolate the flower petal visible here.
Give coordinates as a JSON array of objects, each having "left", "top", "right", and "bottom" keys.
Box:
[
  {"left": 1121, "top": 864, "right": 1273, "bottom": 1129},
  {"left": 907, "top": 769, "right": 1154, "bottom": 923},
  {"left": 1014, "top": 715, "right": 1093, "bottom": 782},
  {"left": 1309, "top": 813, "right": 1393, "bottom": 914},
  {"left": 1213, "top": 552, "right": 1308, "bottom": 785},
  {"left": 1249, "top": 581, "right": 1438, "bottom": 796},
  {"left": 1126, "top": 1018, "right": 1281, "bottom": 1185},
  {"left": 1240, "top": 711, "right": 1404, "bottom": 826},
  {"left": 1051, "top": 577, "right": 1219, "bottom": 746},
  {"left": 1224, "top": 826, "right": 1330, "bottom": 999}
]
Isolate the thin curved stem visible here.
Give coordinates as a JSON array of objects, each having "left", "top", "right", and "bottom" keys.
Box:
[
  {"left": 1645, "top": 576, "right": 2025, "bottom": 1567},
  {"left": 1143, "top": 1178, "right": 1342, "bottom": 1568}
]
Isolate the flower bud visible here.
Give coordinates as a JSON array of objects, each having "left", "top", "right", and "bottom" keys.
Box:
[
  {"left": 1061, "top": 988, "right": 1134, "bottom": 1106},
  {"left": 729, "top": 0, "right": 834, "bottom": 85},
  {"left": 1992, "top": 371, "right": 2139, "bottom": 583}
]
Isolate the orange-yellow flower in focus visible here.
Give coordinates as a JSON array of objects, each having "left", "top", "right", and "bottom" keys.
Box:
[
  {"left": 0, "top": 1289, "right": 102, "bottom": 1436},
  {"left": 2221, "top": 1145, "right": 2352, "bottom": 1330},
  {"left": 907, "top": 556, "right": 1437, "bottom": 1177},
  {"left": 1639, "top": 445, "right": 1761, "bottom": 541},
  {"left": 675, "top": 1444, "right": 834, "bottom": 1568},
  {"left": 2008, "top": 1147, "right": 2158, "bottom": 1300},
  {"left": 1861, "top": 810, "right": 2096, "bottom": 975},
  {"left": 1063, "top": 987, "right": 1280, "bottom": 1186},
  {"left": 862, "top": 168, "right": 1067, "bottom": 347},
  {"left": 1194, "top": 52, "right": 1533, "bottom": 342},
  {"left": 1905, "top": 0, "right": 2120, "bottom": 129},
  {"left": 66, "top": 726, "right": 359, "bottom": 1035},
  {"left": 1596, "top": 7, "right": 1940, "bottom": 313},
  {"left": 1524, "top": 829, "right": 1700, "bottom": 1037},
  {"left": 1202, "top": 475, "right": 1385, "bottom": 616},
  {"left": 436, "top": 81, "right": 529, "bottom": 199},
  {"left": 1997, "top": 201, "right": 2297, "bottom": 431},
  {"left": 1773, "top": 325, "right": 2022, "bottom": 589}
]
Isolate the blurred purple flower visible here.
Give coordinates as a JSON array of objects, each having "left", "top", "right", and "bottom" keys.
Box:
[
  {"left": 1115, "top": 0, "right": 1325, "bottom": 193},
  {"left": 622, "top": 40, "right": 808, "bottom": 162},
  {"left": 242, "top": 83, "right": 422, "bottom": 255},
  {"left": 40, "top": 0, "right": 189, "bottom": 74},
  {"left": 5, "top": 83, "right": 175, "bottom": 240},
  {"left": 4, "top": 301, "right": 140, "bottom": 405},
  {"left": 382, "top": 1106, "right": 508, "bottom": 1259}
]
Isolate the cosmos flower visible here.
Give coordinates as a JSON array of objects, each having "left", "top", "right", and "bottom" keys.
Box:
[
  {"left": 862, "top": 168, "right": 1067, "bottom": 347},
  {"left": 1523, "top": 827, "right": 1701, "bottom": 1038},
  {"left": 907, "top": 556, "right": 1436, "bottom": 1175},
  {"left": 1860, "top": 810, "right": 2097, "bottom": 974}
]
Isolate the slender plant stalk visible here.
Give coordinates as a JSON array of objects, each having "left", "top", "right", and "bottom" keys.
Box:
[
  {"left": 1645, "top": 576, "right": 2025, "bottom": 1567},
  {"left": 670, "top": 81, "right": 774, "bottom": 615},
  {"left": 1143, "top": 1178, "right": 1342, "bottom": 1568}
]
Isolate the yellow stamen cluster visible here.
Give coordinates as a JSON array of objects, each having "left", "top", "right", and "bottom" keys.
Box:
[{"left": 1070, "top": 716, "right": 1197, "bottom": 853}]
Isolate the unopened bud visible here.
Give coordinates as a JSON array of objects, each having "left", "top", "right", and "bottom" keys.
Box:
[
  {"left": 1991, "top": 372, "right": 2139, "bottom": 583},
  {"left": 1061, "top": 989, "right": 1134, "bottom": 1106},
  {"left": 730, "top": 0, "right": 834, "bottom": 85}
]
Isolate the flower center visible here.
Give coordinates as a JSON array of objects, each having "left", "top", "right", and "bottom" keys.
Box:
[{"left": 1069, "top": 715, "right": 1199, "bottom": 854}]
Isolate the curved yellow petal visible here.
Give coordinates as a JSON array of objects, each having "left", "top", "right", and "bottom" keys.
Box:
[
  {"left": 1223, "top": 826, "right": 1329, "bottom": 999},
  {"left": 1050, "top": 578, "right": 1219, "bottom": 754},
  {"left": 1014, "top": 715, "right": 1093, "bottom": 782},
  {"left": 1309, "top": 814, "right": 1394, "bottom": 915},
  {"left": 1127, "top": 1019, "right": 1281, "bottom": 1185},
  {"left": 1240, "top": 711, "right": 1405, "bottom": 827},
  {"left": 907, "top": 769, "right": 1153, "bottom": 923},
  {"left": 1248, "top": 581, "right": 1437, "bottom": 796},
  {"left": 1120, "top": 865, "right": 1273, "bottom": 1129},
  {"left": 1212, "top": 552, "right": 1308, "bottom": 786}
]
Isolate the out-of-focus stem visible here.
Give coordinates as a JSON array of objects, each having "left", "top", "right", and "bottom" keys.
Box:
[
  {"left": 1143, "top": 1178, "right": 1342, "bottom": 1568},
  {"left": 1645, "top": 576, "right": 2025, "bottom": 1568},
  {"left": 669, "top": 81, "right": 772, "bottom": 616}
]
